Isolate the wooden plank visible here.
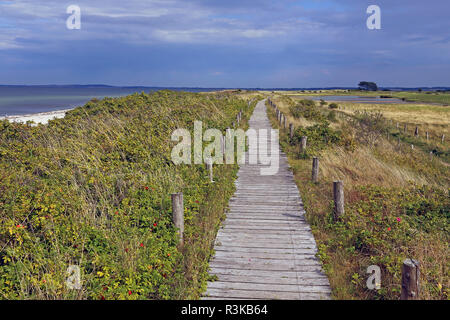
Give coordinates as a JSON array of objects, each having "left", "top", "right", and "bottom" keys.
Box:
[
  {"left": 208, "top": 281, "right": 332, "bottom": 294},
  {"left": 214, "top": 274, "right": 330, "bottom": 286},
  {"left": 209, "top": 261, "right": 323, "bottom": 272},
  {"left": 205, "top": 288, "right": 329, "bottom": 300},
  {"left": 212, "top": 250, "right": 318, "bottom": 261},
  {"left": 205, "top": 288, "right": 301, "bottom": 300},
  {"left": 214, "top": 246, "right": 317, "bottom": 255}
]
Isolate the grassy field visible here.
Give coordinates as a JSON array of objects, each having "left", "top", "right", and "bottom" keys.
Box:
[
  {"left": 0, "top": 90, "right": 258, "bottom": 299},
  {"left": 266, "top": 92, "right": 449, "bottom": 300},
  {"left": 280, "top": 89, "right": 450, "bottom": 105}
]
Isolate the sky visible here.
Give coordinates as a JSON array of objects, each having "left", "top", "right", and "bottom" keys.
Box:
[{"left": 0, "top": 0, "right": 449, "bottom": 88}]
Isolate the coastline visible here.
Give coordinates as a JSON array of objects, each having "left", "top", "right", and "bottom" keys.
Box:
[{"left": 0, "top": 108, "right": 72, "bottom": 125}]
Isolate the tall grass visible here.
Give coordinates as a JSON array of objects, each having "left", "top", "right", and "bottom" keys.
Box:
[
  {"left": 0, "top": 90, "right": 258, "bottom": 299},
  {"left": 266, "top": 95, "right": 449, "bottom": 300}
]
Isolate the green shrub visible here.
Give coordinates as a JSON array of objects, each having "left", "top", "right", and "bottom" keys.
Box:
[
  {"left": 289, "top": 99, "right": 325, "bottom": 121},
  {"left": 327, "top": 110, "right": 337, "bottom": 122},
  {"left": 328, "top": 103, "right": 339, "bottom": 109},
  {"left": 293, "top": 123, "right": 341, "bottom": 157},
  {"left": 326, "top": 184, "right": 449, "bottom": 299},
  {"left": 349, "top": 110, "right": 388, "bottom": 146}
]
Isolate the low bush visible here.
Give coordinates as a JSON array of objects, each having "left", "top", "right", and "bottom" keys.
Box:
[
  {"left": 289, "top": 99, "right": 326, "bottom": 121},
  {"left": 349, "top": 111, "right": 388, "bottom": 146},
  {"left": 328, "top": 103, "right": 339, "bottom": 109},
  {"left": 293, "top": 123, "right": 342, "bottom": 157},
  {"left": 318, "top": 184, "right": 449, "bottom": 299}
]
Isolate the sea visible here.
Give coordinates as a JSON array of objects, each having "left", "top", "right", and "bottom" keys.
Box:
[{"left": 0, "top": 86, "right": 220, "bottom": 116}]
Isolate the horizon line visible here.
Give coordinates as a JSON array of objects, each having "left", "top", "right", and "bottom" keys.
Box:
[{"left": 1, "top": 84, "right": 450, "bottom": 90}]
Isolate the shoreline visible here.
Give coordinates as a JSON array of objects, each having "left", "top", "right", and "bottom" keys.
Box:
[{"left": 0, "top": 108, "right": 73, "bottom": 125}]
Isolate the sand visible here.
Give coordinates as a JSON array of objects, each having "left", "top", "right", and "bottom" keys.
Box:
[{"left": 0, "top": 108, "right": 72, "bottom": 125}]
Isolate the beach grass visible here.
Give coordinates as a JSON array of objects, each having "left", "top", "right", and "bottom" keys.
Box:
[{"left": 266, "top": 92, "right": 449, "bottom": 300}]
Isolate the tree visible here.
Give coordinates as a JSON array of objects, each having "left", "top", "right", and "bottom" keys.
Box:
[{"left": 358, "top": 81, "right": 378, "bottom": 91}]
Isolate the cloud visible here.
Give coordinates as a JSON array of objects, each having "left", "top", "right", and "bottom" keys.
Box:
[{"left": 0, "top": 0, "right": 449, "bottom": 86}]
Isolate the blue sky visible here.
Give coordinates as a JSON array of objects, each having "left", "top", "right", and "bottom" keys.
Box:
[{"left": 0, "top": 0, "right": 449, "bottom": 87}]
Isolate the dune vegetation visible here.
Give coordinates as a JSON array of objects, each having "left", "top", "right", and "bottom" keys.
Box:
[
  {"left": 0, "top": 90, "right": 257, "bottom": 299},
  {"left": 266, "top": 94, "right": 449, "bottom": 300}
]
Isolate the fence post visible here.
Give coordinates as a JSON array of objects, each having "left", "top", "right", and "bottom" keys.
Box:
[
  {"left": 333, "top": 181, "right": 344, "bottom": 220},
  {"left": 206, "top": 158, "right": 213, "bottom": 182},
  {"left": 442, "top": 134, "right": 445, "bottom": 143},
  {"left": 404, "top": 124, "right": 407, "bottom": 133},
  {"left": 312, "top": 157, "right": 319, "bottom": 183},
  {"left": 414, "top": 126, "right": 419, "bottom": 137},
  {"left": 171, "top": 192, "right": 184, "bottom": 245},
  {"left": 401, "top": 259, "right": 420, "bottom": 300},
  {"left": 300, "top": 136, "right": 307, "bottom": 153},
  {"left": 289, "top": 123, "right": 294, "bottom": 140},
  {"left": 426, "top": 131, "right": 429, "bottom": 141}
]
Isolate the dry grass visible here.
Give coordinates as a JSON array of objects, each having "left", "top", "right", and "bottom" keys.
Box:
[
  {"left": 264, "top": 93, "right": 449, "bottom": 300},
  {"left": 339, "top": 102, "right": 449, "bottom": 139},
  {"left": 320, "top": 145, "right": 430, "bottom": 188}
]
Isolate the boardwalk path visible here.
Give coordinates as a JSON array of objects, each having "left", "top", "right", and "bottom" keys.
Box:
[{"left": 203, "top": 100, "right": 331, "bottom": 300}]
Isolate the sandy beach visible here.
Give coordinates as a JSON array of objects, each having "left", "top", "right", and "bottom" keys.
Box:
[{"left": 0, "top": 108, "right": 72, "bottom": 125}]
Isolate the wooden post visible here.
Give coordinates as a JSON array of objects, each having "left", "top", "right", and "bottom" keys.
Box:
[
  {"left": 206, "top": 158, "right": 213, "bottom": 182},
  {"left": 312, "top": 157, "right": 319, "bottom": 183},
  {"left": 404, "top": 124, "right": 407, "bottom": 133},
  {"left": 426, "top": 131, "right": 429, "bottom": 141},
  {"left": 300, "top": 136, "right": 307, "bottom": 153},
  {"left": 224, "top": 128, "right": 230, "bottom": 163},
  {"left": 333, "top": 181, "right": 344, "bottom": 220},
  {"left": 442, "top": 134, "right": 445, "bottom": 143},
  {"left": 414, "top": 126, "right": 419, "bottom": 137},
  {"left": 289, "top": 123, "right": 294, "bottom": 140},
  {"left": 171, "top": 192, "right": 184, "bottom": 245},
  {"left": 401, "top": 259, "right": 420, "bottom": 300},
  {"left": 283, "top": 116, "right": 286, "bottom": 129},
  {"left": 429, "top": 151, "right": 433, "bottom": 160},
  {"left": 411, "top": 144, "right": 414, "bottom": 150},
  {"left": 221, "top": 135, "right": 226, "bottom": 162}
]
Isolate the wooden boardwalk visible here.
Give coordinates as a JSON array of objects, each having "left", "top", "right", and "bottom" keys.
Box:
[{"left": 203, "top": 100, "right": 331, "bottom": 300}]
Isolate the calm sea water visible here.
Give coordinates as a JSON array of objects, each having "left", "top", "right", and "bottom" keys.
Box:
[
  {"left": 0, "top": 86, "right": 216, "bottom": 116},
  {"left": 300, "top": 95, "right": 406, "bottom": 104}
]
